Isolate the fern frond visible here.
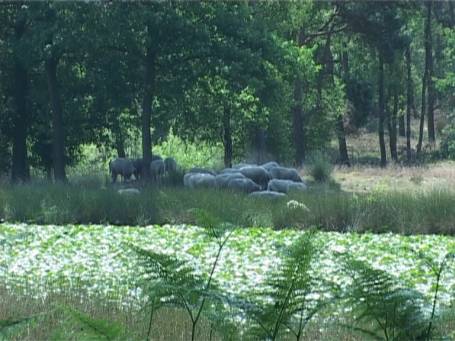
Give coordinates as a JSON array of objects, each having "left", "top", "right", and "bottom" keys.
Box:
[
  {"left": 341, "top": 255, "right": 430, "bottom": 341},
  {"left": 243, "top": 230, "right": 323, "bottom": 340},
  {"left": 0, "top": 316, "right": 36, "bottom": 339},
  {"left": 50, "top": 306, "right": 126, "bottom": 341},
  {"left": 131, "top": 243, "right": 235, "bottom": 339}
]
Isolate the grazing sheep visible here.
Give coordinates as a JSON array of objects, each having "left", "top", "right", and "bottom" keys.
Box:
[
  {"left": 232, "top": 163, "right": 255, "bottom": 169},
  {"left": 109, "top": 158, "right": 136, "bottom": 183},
  {"left": 188, "top": 167, "right": 217, "bottom": 176},
  {"left": 219, "top": 168, "right": 241, "bottom": 174},
  {"left": 132, "top": 155, "right": 162, "bottom": 180},
  {"left": 249, "top": 190, "right": 286, "bottom": 199},
  {"left": 261, "top": 161, "right": 280, "bottom": 171},
  {"left": 132, "top": 158, "right": 144, "bottom": 180},
  {"left": 215, "top": 172, "right": 246, "bottom": 188},
  {"left": 269, "top": 166, "right": 303, "bottom": 182},
  {"left": 164, "top": 157, "right": 177, "bottom": 174},
  {"left": 239, "top": 166, "right": 271, "bottom": 190},
  {"left": 184, "top": 173, "right": 216, "bottom": 188},
  {"left": 267, "top": 179, "right": 307, "bottom": 194},
  {"left": 226, "top": 177, "right": 261, "bottom": 193},
  {"left": 118, "top": 188, "right": 140, "bottom": 195},
  {"left": 150, "top": 159, "right": 165, "bottom": 181}
]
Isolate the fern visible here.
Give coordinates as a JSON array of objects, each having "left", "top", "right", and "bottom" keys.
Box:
[
  {"left": 341, "top": 256, "right": 430, "bottom": 341},
  {"left": 132, "top": 210, "right": 235, "bottom": 340},
  {"left": 0, "top": 316, "right": 36, "bottom": 340},
  {"left": 49, "top": 305, "right": 127, "bottom": 341},
  {"left": 243, "top": 230, "right": 324, "bottom": 340},
  {"left": 417, "top": 251, "right": 455, "bottom": 339}
]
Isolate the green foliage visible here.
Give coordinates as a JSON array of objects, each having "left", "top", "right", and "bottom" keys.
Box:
[
  {"left": 49, "top": 306, "right": 126, "bottom": 341},
  {"left": 0, "top": 305, "right": 128, "bottom": 341},
  {"left": 307, "top": 151, "right": 334, "bottom": 183},
  {"left": 244, "top": 231, "right": 324, "bottom": 340},
  {"left": 132, "top": 220, "right": 235, "bottom": 340},
  {"left": 341, "top": 252, "right": 455, "bottom": 341},
  {"left": 153, "top": 134, "right": 224, "bottom": 170},
  {"left": 0, "top": 316, "right": 36, "bottom": 339},
  {"left": 0, "top": 183, "right": 160, "bottom": 226},
  {"left": 2, "top": 184, "right": 455, "bottom": 234},
  {"left": 341, "top": 256, "right": 430, "bottom": 340},
  {"left": 440, "top": 114, "right": 455, "bottom": 160}
]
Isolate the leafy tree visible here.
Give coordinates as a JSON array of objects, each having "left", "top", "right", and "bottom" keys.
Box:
[{"left": 340, "top": 2, "right": 408, "bottom": 167}]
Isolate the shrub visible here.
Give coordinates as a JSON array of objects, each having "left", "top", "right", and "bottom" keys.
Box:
[{"left": 307, "top": 152, "right": 334, "bottom": 183}]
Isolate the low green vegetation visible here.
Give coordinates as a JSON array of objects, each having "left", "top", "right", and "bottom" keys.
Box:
[
  {"left": 307, "top": 152, "right": 334, "bottom": 183},
  {"left": 1, "top": 223, "right": 455, "bottom": 339},
  {"left": 1, "top": 183, "right": 455, "bottom": 235}
]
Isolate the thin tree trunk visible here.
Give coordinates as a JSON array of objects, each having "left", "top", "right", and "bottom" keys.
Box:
[
  {"left": 378, "top": 53, "right": 387, "bottom": 167},
  {"left": 293, "top": 29, "right": 305, "bottom": 166},
  {"left": 449, "top": 1, "right": 454, "bottom": 27},
  {"left": 12, "top": 61, "right": 29, "bottom": 183},
  {"left": 115, "top": 139, "right": 126, "bottom": 158},
  {"left": 336, "top": 116, "right": 350, "bottom": 166},
  {"left": 426, "top": 1, "right": 436, "bottom": 143},
  {"left": 388, "top": 90, "right": 398, "bottom": 162},
  {"left": 223, "top": 109, "right": 232, "bottom": 168},
  {"left": 406, "top": 46, "right": 413, "bottom": 162},
  {"left": 141, "top": 47, "right": 155, "bottom": 180},
  {"left": 11, "top": 16, "right": 29, "bottom": 183},
  {"left": 45, "top": 57, "right": 66, "bottom": 182},
  {"left": 417, "top": 27, "right": 428, "bottom": 157},
  {"left": 113, "top": 115, "right": 126, "bottom": 158},
  {"left": 398, "top": 115, "right": 405, "bottom": 137},
  {"left": 336, "top": 41, "right": 350, "bottom": 166}
]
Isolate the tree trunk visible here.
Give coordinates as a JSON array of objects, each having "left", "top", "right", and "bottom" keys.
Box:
[
  {"left": 417, "top": 16, "right": 429, "bottom": 157},
  {"left": 388, "top": 90, "right": 398, "bottom": 162},
  {"left": 449, "top": 1, "right": 454, "bottom": 27},
  {"left": 115, "top": 137, "right": 126, "bottom": 158},
  {"left": 45, "top": 57, "right": 66, "bottom": 182},
  {"left": 336, "top": 41, "right": 350, "bottom": 166},
  {"left": 44, "top": 165, "right": 52, "bottom": 180},
  {"left": 113, "top": 114, "right": 126, "bottom": 158},
  {"left": 11, "top": 16, "right": 29, "bottom": 183},
  {"left": 426, "top": 1, "right": 436, "bottom": 143},
  {"left": 223, "top": 109, "right": 232, "bottom": 168},
  {"left": 398, "top": 115, "right": 405, "bottom": 137},
  {"left": 141, "top": 48, "right": 155, "bottom": 180},
  {"left": 378, "top": 53, "right": 387, "bottom": 167},
  {"left": 406, "top": 46, "right": 413, "bottom": 162},
  {"left": 293, "top": 29, "right": 305, "bottom": 166}
]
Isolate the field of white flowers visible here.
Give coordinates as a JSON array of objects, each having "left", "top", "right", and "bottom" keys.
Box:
[{"left": 1, "top": 223, "right": 455, "bottom": 307}]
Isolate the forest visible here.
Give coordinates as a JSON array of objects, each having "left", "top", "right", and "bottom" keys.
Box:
[
  {"left": 0, "top": 1, "right": 453, "bottom": 180},
  {"left": 1, "top": 1, "right": 455, "bottom": 340}
]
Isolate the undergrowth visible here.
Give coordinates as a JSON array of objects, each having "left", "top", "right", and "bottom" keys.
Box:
[{"left": 0, "top": 182, "right": 454, "bottom": 235}]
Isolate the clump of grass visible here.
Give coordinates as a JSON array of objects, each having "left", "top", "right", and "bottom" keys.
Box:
[
  {"left": 307, "top": 152, "right": 334, "bottom": 183},
  {"left": 0, "top": 182, "right": 160, "bottom": 226}
]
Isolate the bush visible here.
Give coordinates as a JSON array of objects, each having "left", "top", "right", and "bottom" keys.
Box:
[{"left": 307, "top": 152, "right": 334, "bottom": 183}]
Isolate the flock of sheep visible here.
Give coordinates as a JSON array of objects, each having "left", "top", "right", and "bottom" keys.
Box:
[
  {"left": 109, "top": 155, "right": 177, "bottom": 183},
  {"left": 110, "top": 156, "right": 307, "bottom": 198},
  {"left": 184, "top": 162, "right": 306, "bottom": 198}
]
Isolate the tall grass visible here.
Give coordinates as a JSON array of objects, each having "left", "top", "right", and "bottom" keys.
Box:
[
  {"left": 0, "top": 181, "right": 455, "bottom": 235},
  {"left": 0, "top": 182, "right": 160, "bottom": 226}
]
